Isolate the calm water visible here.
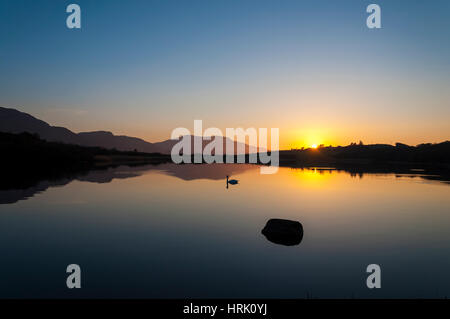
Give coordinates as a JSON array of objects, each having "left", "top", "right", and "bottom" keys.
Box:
[{"left": 1, "top": 164, "right": 450, "bottom": 298}]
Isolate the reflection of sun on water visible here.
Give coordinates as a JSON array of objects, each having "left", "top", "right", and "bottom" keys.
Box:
[{"left": 285, "top": 167, "right": 337, "bottom": 189}]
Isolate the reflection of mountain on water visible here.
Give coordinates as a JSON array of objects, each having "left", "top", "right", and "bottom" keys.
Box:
[
  {"left": 76, "top": 163, "right": 253, "bottom": 183},
  {"left": 0, "top": 179, "right": 73, "bottom": 205},
  {"left": 157, "top": 163, "right": 254, "bottom": 181},
  {"left": 76, "top": 168, "right": 143, "bottom": 184},
  {"left": 0, "top": 163, "right": 255, "bottom": 204},
  {"left": 1, "top": 163, "right": 449, "bottom": 204}
]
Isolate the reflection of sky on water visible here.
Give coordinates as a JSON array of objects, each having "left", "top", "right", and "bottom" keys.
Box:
[{"left": 0, "top": 164, "right": 449, "bottom": 298}]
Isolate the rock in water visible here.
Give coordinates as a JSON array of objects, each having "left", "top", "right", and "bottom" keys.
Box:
[{"left": 261, "top": 219, "right": 303, "bottom": 246}]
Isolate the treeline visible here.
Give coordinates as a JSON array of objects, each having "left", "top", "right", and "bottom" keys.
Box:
[
  {"left": 1, "top": 131, "right": 95, "bottom": 168},
  {"left": 2, "top": 131, "right": 449, "bottom": 168},
  {"left": 0, "top": 132, "right": 172, "bottom": 190},
  {"left": 0, "top": 131, "right": 173, "bottom": 170},
  {"left": 280, "top": 141, "right": 450, "bottom": 165}
]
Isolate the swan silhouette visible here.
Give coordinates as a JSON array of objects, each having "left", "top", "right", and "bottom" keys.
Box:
[{"left": 226, "top": 175, "right": 239, "bottom": 189}]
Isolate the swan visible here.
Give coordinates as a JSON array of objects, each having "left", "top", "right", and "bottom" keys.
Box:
[{"left": 226, "top": 175, "right": 239, "bottom": 188}]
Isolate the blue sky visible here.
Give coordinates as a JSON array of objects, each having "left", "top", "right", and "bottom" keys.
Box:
[{"left": 1, "top": 0, "right": 449, "bottom": 147}]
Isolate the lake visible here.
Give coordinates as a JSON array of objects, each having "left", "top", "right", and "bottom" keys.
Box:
[{"left": 1, "top": 163, "right": 449, "bottom": 298}]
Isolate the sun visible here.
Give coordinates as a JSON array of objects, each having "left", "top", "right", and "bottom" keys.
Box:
[{"left": 311, "top": 144, "right": 318, "bottom": 149}]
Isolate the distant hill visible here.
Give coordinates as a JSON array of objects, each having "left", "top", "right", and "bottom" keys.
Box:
[
  {"left": 0, "top": 107, "right": 80, "bottom": 144},
  {"left": 0, "top": 107, "right": 160, "bottom": 152},
  {"left": 0, "top": 107, "right": 254, "bottom": 154},
  {"left": 152, "top": 135, "right": 258, "bottom": 155}
]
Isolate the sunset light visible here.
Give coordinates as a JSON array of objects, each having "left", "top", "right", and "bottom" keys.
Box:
[{"left": 1, "top": 0, "right": 449, "bottom": 304}]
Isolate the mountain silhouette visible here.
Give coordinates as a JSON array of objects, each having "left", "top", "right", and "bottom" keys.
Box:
[
  {"left": 0, "top": 107, "right": 255, "bottom": 154},
  {"left": 152, "top": 135, "right": 258, "bottom": 155}
]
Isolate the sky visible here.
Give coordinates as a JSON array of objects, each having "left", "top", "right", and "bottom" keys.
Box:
[{"left": 1, "top": 0, "right": 449, "bottom": 149}]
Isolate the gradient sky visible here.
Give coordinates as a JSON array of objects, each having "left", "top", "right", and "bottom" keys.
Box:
[{"left": 1, "top": 0, "right": 449, "bottom": 149}]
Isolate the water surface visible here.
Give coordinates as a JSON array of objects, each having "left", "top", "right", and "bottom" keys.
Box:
[{"left": 1, "top": 164, "right": 449, "bottom": 298}]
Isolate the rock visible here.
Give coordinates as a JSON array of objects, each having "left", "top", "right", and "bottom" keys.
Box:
[{"left": 261, "top": 219, "right": 303, "bottom": 246}]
